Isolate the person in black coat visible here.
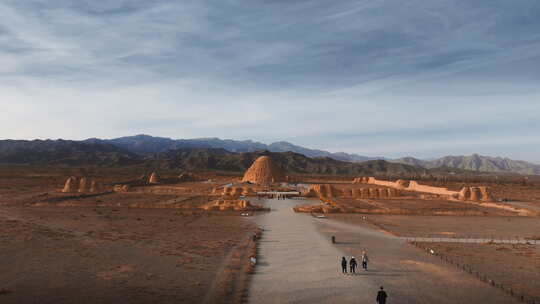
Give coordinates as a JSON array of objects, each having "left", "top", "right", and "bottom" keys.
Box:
[
  {"left": 349, "top": 256, "right": 358, "bottom": 274},
  {"left": 341, "top": 257, "right": 347, "bottom": 274},
  {"left": 376, "top": 286, "right": 388, "bottom": 304}
]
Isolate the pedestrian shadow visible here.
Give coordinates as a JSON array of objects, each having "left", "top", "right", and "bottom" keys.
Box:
[
  {"left": 345, "top": 272, "right": 406, "bottom": 277},
  {"left": 344, "top": 269, "right": 417, "bottom": 277}
]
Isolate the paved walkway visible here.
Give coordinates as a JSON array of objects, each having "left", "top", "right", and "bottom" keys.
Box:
[{"left": 248, "top": 199, "right": 520, "bottom": 304}]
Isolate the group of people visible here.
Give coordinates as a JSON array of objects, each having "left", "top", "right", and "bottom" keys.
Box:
[
  {"left": 340, "top": 252, "right": 388, "bottom": 303},
  {"left": 340, "top": 251, "right": 369, "bottom": 274}
]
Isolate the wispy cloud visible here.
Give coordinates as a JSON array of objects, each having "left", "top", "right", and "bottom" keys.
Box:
[{"left": 1, "top": 0, "right": 539, "bottom": 161}]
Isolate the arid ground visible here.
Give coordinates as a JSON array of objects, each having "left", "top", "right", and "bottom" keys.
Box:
[
  {"left": 1, "top": 165, "right": 539, "bottom": 303},
  {"left": 0, "top": 166, "right": 258, "bottom": 304}
]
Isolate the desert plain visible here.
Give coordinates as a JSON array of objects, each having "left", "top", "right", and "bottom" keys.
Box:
[{"left": 1, "top": 158, "right": 539, "bottom": 304}]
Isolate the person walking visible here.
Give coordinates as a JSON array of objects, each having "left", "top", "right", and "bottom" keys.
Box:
[
  {"left": 349, "top": 256, "right": 357, "bottom": 274},
  {"left": 376, "top": 286, "right": 388, "bottom": 304},
  {"left": 361, "top": 251, "right": 369, "bottom": 271},
  {"left": 341, "top": 257, "right": 347, "bottom": 274}
]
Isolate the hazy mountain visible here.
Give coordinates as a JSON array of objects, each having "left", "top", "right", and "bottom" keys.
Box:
[
  {"left": 150, "top": 149, "right": 425, "bottom": 175},
  {"left": 2, "top": 136, "right": 539, "bottom": 175},
  {"left": 267, "top": 141, "right": 378, "bottom": 162},
  {"left": 0, "top": 139, "right": 139, "bottom": 166},
  {"left": 392, "top": 154, "right": 540, "bottom": 175},
  {"left": 0, "top": 139, "right": 424, "bottom": 175},
  {"left": 97, "top": 135, "right": 268, "bottom": 154},
  {"left": 98, "top": 135, "right": 380, "bottom": 162}
]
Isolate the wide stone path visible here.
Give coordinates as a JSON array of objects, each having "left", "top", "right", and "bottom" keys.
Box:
[{"left": 248, "top": 198, "right": 519, "bottom": 304}]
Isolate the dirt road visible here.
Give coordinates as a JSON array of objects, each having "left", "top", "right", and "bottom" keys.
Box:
[{"left": 248, "top": 199, "right": 519, "bottom": 304}]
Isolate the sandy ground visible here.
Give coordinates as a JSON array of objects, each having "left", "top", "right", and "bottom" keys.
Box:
[
  {"left": 420, "top": 242, "right": 540, "bottom": 302},
  {"left": 0, "top": 206, "right": 255, "bottom": 304},
  {"left": 248, "top": 199, "right": 519, "bottom": 304},
  {"left": 331, "top": 214, "right": 540, "bottom": 239},
  {"left": 330, "top": 197, "right": 521, "bottom": 216}
]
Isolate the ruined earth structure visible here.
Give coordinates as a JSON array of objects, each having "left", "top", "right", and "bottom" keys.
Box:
[
  {"left": 353, "top": 177, "right": 495, "bottom": 201},
  {"left": 62, "top": 176, "right": 77, "bottom": 193},
  {"left": 61, "top": 177, "right": 104, "bottom": 194},
  {"left": 78, "top": 177, "right": 88, "bottom": 193},
  {"left": 305, "top": 184, "right": 400, "bottom": 199},
  {"left": 241, "top": 156, "right": 286, "bottom": 185},
  {"left": 148, "top": 172, "right": 159, "bottom": 184}
]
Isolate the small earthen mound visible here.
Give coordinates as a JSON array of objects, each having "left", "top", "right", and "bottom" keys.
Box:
[
  {"left": 114, "top": 184, "right": 131, "bottom": 192},
  {"left": 309, "top": 184, "right": 339, "bottom": 198},
  {"left": 395, "top": 179, "right": 409, "bottom": 188},
  {"left": 478, "top": 186, "right": 494, "bottom": 202},
  {"left": 62, "top": 176, "right": 78, "bottom": 193},
  {"left": 470, "top": 187, "right": 481, "bottom": 201},
  {"left": 78, "top": 177, "right": 88, "bottom": 193},
  {"left": 352, "top": 177, "right": 370, "bottom": 184},
  {"left": 458, "top": 186, "right": 494, "bottom": 202},
  {"left": 89, "top": 180, "right": 102, "bottom": 193},
  {"left": 178, "top": 172, "right": 199, "bottom": 182},
  {"left": 241, "top": 156, "right": 286, "bottom": 185},
  {"left": 458, "top": 187, "right": 471, "bottom": 201},
  {"left": 149, "top": 172, "right": 159, "bottom": 184}
]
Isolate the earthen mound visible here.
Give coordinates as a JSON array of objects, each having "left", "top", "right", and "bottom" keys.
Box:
[
  {"left": 309, "top": 184, "right": 339, "bottom": 198},
  {"left": 78, "top": 177, "right": 88, "bottom": 193},
  {"left": 149, "top": 172, "right": 159, "bottom": 184},
  {"left": 178, "top": 172, "right": 200, "bottom": 182},
  {"left": 458, "top": 186, "right": 494, "bottom": 202},
  {"left": 62, "top": 176, "right": 77, "bottom": 193},
  {"left": 241, "top": 156, "right": 286, "bottom": 185}
]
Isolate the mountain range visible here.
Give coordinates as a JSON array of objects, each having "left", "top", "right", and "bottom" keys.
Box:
[
  {"left": 1, "top": 135, "right": 539, "bottom": 175},
  {"left": 90, "top": 134, "right": 377, "bottom": 162},
  {"left": 392, "top": 154, "right": 540, "bottom": 175},
  {"left": 0, "top": 139, "right": 424, "bottom": 175},
  {"left": 148, "top": 149, "right": 426, "bottom": 175}
]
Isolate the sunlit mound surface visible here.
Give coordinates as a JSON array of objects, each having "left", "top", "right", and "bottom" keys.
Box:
[{"left": 241, "top": 156, "right": 286, "bottom": 185}]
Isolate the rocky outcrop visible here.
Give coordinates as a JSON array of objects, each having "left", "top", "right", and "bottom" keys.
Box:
[{"left": 241, "top": 156, "right": 286, "bottom": 185}]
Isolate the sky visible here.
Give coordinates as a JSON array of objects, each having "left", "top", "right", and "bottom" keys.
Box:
[{"left": 1, "top": 0, "right": 540, "bottom": 162}]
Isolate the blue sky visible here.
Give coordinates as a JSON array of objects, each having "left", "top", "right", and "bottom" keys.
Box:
[{"left": 1, "top": 1, "right": 540, "bottom": 162}]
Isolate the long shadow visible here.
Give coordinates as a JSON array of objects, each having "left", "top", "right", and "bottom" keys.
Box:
[
  {"left": 343, "top": 272, "right": 406, "bottom": 277},
  {"left": 334, "top": 241, "right": 363, "bottom": 245}
]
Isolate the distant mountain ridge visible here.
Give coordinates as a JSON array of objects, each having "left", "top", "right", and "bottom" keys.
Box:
[
  {"left": 392, "top": 154, "right": 540, "bottom": 175},
  {"left": 96, "top": 134, "right": 380, "bottom": 162},
  {"left": 0, "top": 139, "right": 139, "bottom": 166},
  {"left": 149, "top": 149, "right": 425, "bottom": 175},
  {"left": 0, "top": 140, "right": 424, "bottom": 175},
  {"left": 1, "top": 135, "right": 539, "bottom": 175}
]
